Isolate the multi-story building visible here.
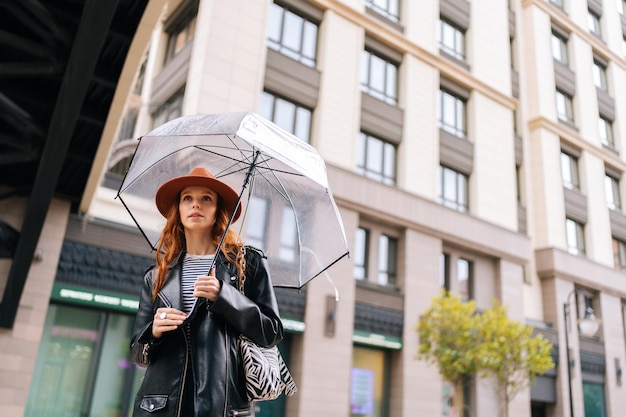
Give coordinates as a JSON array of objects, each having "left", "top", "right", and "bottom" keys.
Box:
[{"left": 4, "top": 0, "right": 626, "bottom": 416}]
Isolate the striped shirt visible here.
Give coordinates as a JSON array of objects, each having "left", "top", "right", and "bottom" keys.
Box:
[{"left": 182, "top": 254, "right": 215, "bottom": 313}]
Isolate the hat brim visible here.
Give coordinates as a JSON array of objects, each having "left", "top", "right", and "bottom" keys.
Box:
[{"left": 155, "top": 175, "right": 242, "bottom": 222}]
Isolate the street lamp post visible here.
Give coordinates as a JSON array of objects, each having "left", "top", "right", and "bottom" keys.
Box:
[{"left": 563, "top": 288, "right": 601, "bottom": 417}]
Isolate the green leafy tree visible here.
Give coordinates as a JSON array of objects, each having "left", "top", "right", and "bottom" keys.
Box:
[
  {"left": 475, "top": 301, "right": 554, "bottom": 417},
  {"left": 416, "top": 292, "right": 554, "bottom": 417}
]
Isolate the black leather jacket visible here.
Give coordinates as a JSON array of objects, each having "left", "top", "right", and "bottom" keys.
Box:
[{"left": 130, "top": 248, "right": 283, "bottom": 417}]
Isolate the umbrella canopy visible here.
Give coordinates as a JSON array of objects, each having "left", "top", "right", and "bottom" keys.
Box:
[{"left": 117, "top": 112, "right": 349, "bottom": 289}]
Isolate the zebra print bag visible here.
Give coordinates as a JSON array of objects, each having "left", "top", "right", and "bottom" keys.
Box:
[
  {"left": 238, "top": 336, "right": 297, "bottom": 401},
  {"left": 238, "top": 245, "right": 297, "bottom": 401}
]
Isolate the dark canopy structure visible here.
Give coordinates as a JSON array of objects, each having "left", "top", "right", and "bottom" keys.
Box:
[{"left": 0, "top": 0, "right": 151, "bottom": 327}]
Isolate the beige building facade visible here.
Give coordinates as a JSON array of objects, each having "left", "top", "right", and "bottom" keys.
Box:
[{"left": 3, "top": 0, "right": 626, "bottom": 416}]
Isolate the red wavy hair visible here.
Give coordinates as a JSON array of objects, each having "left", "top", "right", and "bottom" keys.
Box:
[{"left": 152, "top": 192, "right": 244, "bottom": 300}]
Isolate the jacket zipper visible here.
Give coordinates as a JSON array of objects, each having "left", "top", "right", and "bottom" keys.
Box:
[
  {"left": 176, "top": 324, "right": 189, "bottom": 417},
  {"left": 223, "top": 325, "right": 229, "bottom": 417},
  {"left": 231, "top": 409, "right": 251, "bottom": 416}
]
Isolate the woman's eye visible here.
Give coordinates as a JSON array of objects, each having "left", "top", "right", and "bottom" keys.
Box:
[{"left": 203, "top": 196, "right": 212, "bottom": 201}]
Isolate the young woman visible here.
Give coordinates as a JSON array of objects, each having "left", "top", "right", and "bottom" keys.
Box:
[{"left": 130, "top": 166, "right": 283, "bottom": 417}]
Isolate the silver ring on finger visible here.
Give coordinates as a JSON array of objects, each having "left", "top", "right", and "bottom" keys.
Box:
[{"left": 160, "top": 312, "right": 167, "bottom": 320}]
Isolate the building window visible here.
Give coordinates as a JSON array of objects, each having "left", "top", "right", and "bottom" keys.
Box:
[
  {"left": 354, "top": 227, "right": 369, "bottom": 280},
  {"left": 588, "top": 10, "right": 602, "bottom": 38},
  {"left": 560, "top": 150, "right": 580, "bottom": 190},
  {"left": 355, "top": 223, "right": 400, "bottom": 288},
  {"left": 440, "top": 253, "right": 450, "bottom": 288},
  {"left": 606, "top": 173, "right": 621, "bottom": 210},
  {"left": 551, "top": 31, "right": 569, "bottom": 64},
  {"left": 438, "top": 19, "right": 466, "bottom": 61},
  {"left": 360, "top": 49, "right": 399, "bottom": 105},
  {"left": 441, "top": 252, "right": 473, "bottom": 302},
  {"left": 457, "top": 258, "right": 472, "bottom": 302},
  {"left": 582, "top": 382, "right": 607, "bottom": 417},
  {"left": 565, "top": 217, "right": 585, "bottom": 255},
  {"left": 613, "top": 238, "right": 626, "bottom": 271},
  {"left": 593, "top": 59, "right": 608, "bottom": 91},
  {"left": 267, "top": 1, "right": 319, "bottom": 68},
  {"left": 356, "top": 132, "right": 397, "bottom": 185},
  {"left": 555, "top": 90, "right": 574, "bottom": 124},
  {"left": 259, "top": 91, "right": 312, "bottom": 142},
  {"left": 365, "top": 0, "right": 400, "bottom": 23},
  {"left": 152, "top": 87, "right": 185, "bottom": 128},
  {"left": 438, "top": 165, "right": 469, "bottom": 213},
  {"left": 279, "top": 206, "right": 297, "bottom": 262},
  {"left": 164, "top": 5, "right": 197, "bottom": 64},
  {"left": 377, "top": 235, "right": 398, "bottom": 286},
  {"left": 245, "top": 196, "right": 268, "bottom": 250},
  {"left": 25, "top": 305, "right": 146, "bottom": 417},
  {"left": 351, "top": 346, "right": 390, "bottom": 417},
  {"left": 550, "top": 0, "right": 564, "bottom": 9},
  {"left": 438, "top": 88, "right": 467, "bottom": 138},
  {"left": 599, "top": 116, "right": 615, "bottom": 148}
]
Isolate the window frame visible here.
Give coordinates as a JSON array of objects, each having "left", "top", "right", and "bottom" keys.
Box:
[
  {"left": 360, "top": 48, "right": 399, "bottom": 106},
  {"left": 560, "top": 150, "right": 580, "bottom": 190},
  {"left": 377, "top": 234, "right": 398, "bottom": 286},
  {"left": 258, "top": 90, "right": 312, "bottom": 143},
  {"left": 438, "top": 165, "right": 469, "bottom": 213},
  {"left": 440, "top": 251, "right": 474, "bottom": 302},
  {"left": 565, "top": 217, "right": 586, "bottom": 256},
  {"left": 587, "top": 9, "right": 602, "bottom": 38},
  {"left": 353, "top": 227, "right": 370, "bottom": 280},
  {"left": 612, "top": 237, "right": 626, "bottom": 271},
  {"left": 593, "top": 59, "right": 608, "bottom": 91},
  {"left": 364, "top": 0, "right": 400, "bottom": 23},
  {"left": 355, "top": 220, "right": 401, "bottom": 289},
  {"left": 163, "top": 2, "right": 198, "bottom": 65},
  {"left": 438, "top": 18, "right": 466, "bottom": 62},
  {"left": 551, "top": 31, "right": 569, "bottom": 65},
  {"left": 555, "top": 89, "right": 575, "bottom": 124},
  {"left": 356, "top": 131, "right": 397, "bottom": 185},
  {"left": 605, "top": 173, "right": 621, "bottom": 210},
  {"left": 438, "top": 88, "right": 467, "bottom": 139},
  {"left": 267, "top": 1, "right": 319, "bottom": 68},
  {"left": 598, "top": 116, "right": 615, "bottom": 148}
]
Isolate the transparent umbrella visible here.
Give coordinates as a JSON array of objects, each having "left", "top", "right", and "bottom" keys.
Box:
[{"left": 116, "top": 112, "right": 349, "bottom": 289}]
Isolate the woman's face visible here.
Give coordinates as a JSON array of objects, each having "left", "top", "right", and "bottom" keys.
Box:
[{"left": 178, "top": 186, "right": 218, "bottom": 233}]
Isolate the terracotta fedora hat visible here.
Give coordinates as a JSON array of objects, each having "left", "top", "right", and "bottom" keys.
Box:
[{"left": 155, "top": 167, "right": 242, "bottom": 222}]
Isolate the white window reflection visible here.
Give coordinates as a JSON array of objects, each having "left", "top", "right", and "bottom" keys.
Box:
[{"left": 246, "top": 196, "right": 268, "bottom": 250}]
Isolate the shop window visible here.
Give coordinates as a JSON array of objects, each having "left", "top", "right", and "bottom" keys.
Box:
[
  {"left": 583, "top": 382, "right": 607, "bottom": 417},
  {"left": 25, "top": 305, "right": 144, "bottom": 417},
  {"left": 350, "top": 346, "right": 390, "bottom": 417}
]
